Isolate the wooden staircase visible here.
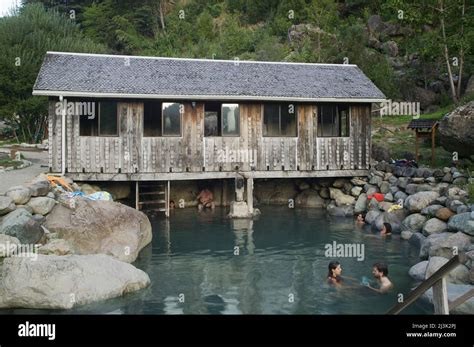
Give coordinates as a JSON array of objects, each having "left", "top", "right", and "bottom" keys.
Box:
[{"left": 135, "top": 181, "right": 170, "bottom": 217}]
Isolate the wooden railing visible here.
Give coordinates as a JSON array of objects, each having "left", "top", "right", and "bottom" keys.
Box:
[{"left": 387, "top": 253, "right": 473, "bottom": 314}]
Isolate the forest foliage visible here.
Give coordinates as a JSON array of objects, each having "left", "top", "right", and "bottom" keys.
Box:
[{"left": 0, "top": 0, "right": 472, "bottom": 142}]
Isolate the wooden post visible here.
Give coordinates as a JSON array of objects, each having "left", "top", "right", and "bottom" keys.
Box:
[
  {"left": 433, "top": 277, "right": 449, "bottom": 314},
  {"left": 415, "top": 130, "right": 419, "bottom": 163},
  {"left": 135, "top": 181, "right": 139, "bottom": 210},
  {"left": 247, "top": 177, "right": 254, "bottom": 214},
  {"left": 431, "top": 124, "right": 436, "bottom": 167},
  {"left": 449, "top": 288, "right": 474, "bottom": 312},
  {"left": 166, "top": 180, "right": 170, "bottom": 218}
]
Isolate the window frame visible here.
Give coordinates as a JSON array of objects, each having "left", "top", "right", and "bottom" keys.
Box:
[
  {"left": 220, "top": 103, "right": 240, "bottom": 137},
  {"left": 98, "top": 101, "right": 119, "bottom": 137},
  {"left": 262, "top": 103, "right": 298, "bottom": 138},
  {"left": 79, "top": 100, "right": 119, "bottom": 137},
  {"left": 316, "top": 104, "right": 351, "bottom": 138},
  {"left": 161, "top": 101, "right": 183, "bottom": 137},
  {"left": 204, "top": 102, "right": 241, "bottom": 137},
  {"left": 143, "top": 100, "right": 163, "bottom": 138}
]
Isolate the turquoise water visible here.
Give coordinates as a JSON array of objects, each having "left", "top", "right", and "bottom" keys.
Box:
[{"left": 2, "top": 206, "right": 433, "bottom": 314}]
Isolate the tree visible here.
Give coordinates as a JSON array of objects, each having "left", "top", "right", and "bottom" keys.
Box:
[{"left": 0, "top": 3, "right": 105, "bottom": 143}]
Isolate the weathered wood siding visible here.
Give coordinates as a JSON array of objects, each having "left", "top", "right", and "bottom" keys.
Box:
[{"left": 49, "top": 101, "right": 372, "bottom": 175}]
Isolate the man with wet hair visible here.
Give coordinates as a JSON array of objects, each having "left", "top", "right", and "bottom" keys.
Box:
[
  {"left": 197, "top": 187, "right": 215, "bottom": 211},
  {"left": 366, "top": 262, "right": 393, "bottom": 293}
]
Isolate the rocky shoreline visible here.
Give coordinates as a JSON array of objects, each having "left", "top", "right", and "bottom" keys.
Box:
[
  {"left": 1, "top": 167, "right": 473, "bottom": 313},
  {"left": 0, "top": 174, "right": 152, "bottom": 310}
]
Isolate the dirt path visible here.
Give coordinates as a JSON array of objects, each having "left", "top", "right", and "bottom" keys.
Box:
[{"left": 0, "top": 149, "right": 48, "bottom": 194}]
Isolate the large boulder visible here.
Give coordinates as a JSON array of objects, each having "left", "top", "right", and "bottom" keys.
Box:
[
  {"left": 448, "top": 212, "right": 474, "bottom": 236},
  {"left": 420, "top": 204, "right": 444, "bottom": 217},
  {"left": 404, "top": 191, "right": 439, "bottom": 213},
  {"left": 295, "top": 189, "right": 325, "bottom": 208},
  {"left": 326, "top": 203, "right": 354, "bottom": 217},
  {"left": 409, "top": 261, "right": 428, "bottom": 282},
  {"left": 394, "top": 191, "right": 408, "bottom": 203},
  {"left": 365, "top": 210, "right": 382, "bottom": 225},
  {"left": 409, "top": 232, "right": 426, "bottom": 249},
  {"left": 428, "top": 232, "right": 471, "bottom": 259},
  {"left": 45, "top": 198, "right": 152, "bottom": 263},
  {"left": 413, "top": 86, "right": 438, "bottom": 110},
  {"left": 332, "top": 178, "right": 348, "bottom": 189},
  {"left": 255, "top": 179, "right": 298, "bottom": 205},
  {"left": 319, "top": 187, "right": 330, "bottom": 199},
  {"left": 100, "top": 183, "right": 132, "bottom": 200},
  {"left": 0, "top": 209, "right": 43, "bottom": 244},
  {"left": 438, "top": 101, "right": 474, "bottom": 158},
  {"left": 37, "top": 239, "right": 73, "bottom": 256},
  {"left": 0, "top": 234, "right": 20, "bottom": 257},
  {"left": 422, "top": 218, "right": 448, "bottom": 236},
  {"left": 401, "top": 213, "right": 427, "bottom": 233},
  {"left": 425, "top": 256, "right": 470, "bottom": 284},
  {"left": 401, "top": 230, "right": 413, "bottom": 240},
  {"left": 0, "top": 254, "right": 150, "bottom": 309},
  {"left": 421, "top": 284, "right": 474, "bottom": 314},
  {"left": 435, "top": 207, "right": 455, "bottom": 221},
  {"left": 27, "top": 180, "right": 51, "bottom": 197},
  {"left": 26, "top": 197, "right": 56, "bottom": 216},
  {"left": 0, "top": 196, "right": 15, "bottom": 216},
  {"left": 351, "top": 186, "right": 363, "bottom": 197},
  {"left": 419, "top": 233, "right": 450, "bottom": 260},
  {"left": 350, "top": 177, "right": 367, "bottom": 186},
  {"left": 354, "top": 193, "right": 367, "bottom": 214},
  {"left": 329, "top": 188, "right": 355, "bottom": 206},
  {"left": 5, "top": 186, "right": 31, "bottom": 205},
  {"left": 372, "top": 209, "right": 407, "bottom": 233}
]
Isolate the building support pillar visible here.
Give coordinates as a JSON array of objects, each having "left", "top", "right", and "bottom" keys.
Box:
[{"left": 228, "top": 176, "right": 259, "bottom": 219}]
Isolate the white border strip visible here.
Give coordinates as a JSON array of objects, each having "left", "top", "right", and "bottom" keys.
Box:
[{"left": 32, "top": 90, "right": 386, "bottom": 103}]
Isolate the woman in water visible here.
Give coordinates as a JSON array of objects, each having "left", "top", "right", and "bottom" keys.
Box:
[
  {"left": 327, "top": 261, "right": 360, "bottom": 288},
  {"left": 327, "top": 261, "right": 343, "bottom": 285},
  {"left": 381, "top": 222, "right": 392, "bottom": 236},
  {"left": 356, "top": 213, "right": 365, "bottom": 224}
]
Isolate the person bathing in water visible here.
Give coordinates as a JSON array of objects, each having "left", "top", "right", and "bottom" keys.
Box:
[
  {"left": 327, "top": 261, "right": 343, "bottom": 285},
  {"left": 355, "top": 213, "right": 365, "bottom": 226},
  {"left": 365, "top": 262, "right": 393, "bottom": 293},
  {"left": 380, "top": 222, "right": 392, "bottom": 236},
  {"left": 197, "top": 188, "right": 215, "bottom": 211},
  {"left": 327, "top": 261, "right": 359, "bottom": 287}
]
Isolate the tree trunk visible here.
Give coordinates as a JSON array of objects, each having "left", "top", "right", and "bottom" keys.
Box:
[
  {"left": 456, "top": 0, "right": 465, "bottom": 99},
  {"left": 439, "top": 0, "right": 458, "bottom": 103},
  {"left": 159, "top": 0, "right": 166, "bottom": 30}
]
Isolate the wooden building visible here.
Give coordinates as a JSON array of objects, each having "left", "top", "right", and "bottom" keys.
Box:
[{"left": 33, "top": 52, "right": 385, "bottom": 214}]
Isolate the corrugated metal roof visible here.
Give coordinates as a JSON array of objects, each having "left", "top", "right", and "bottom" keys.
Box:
[{"left": 33, "top": 52, "right": 386, "bottom": 101}]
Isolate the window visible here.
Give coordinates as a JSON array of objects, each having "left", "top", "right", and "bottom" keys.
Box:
[
  {"left": 222, "top": 104, "right": 239, "bottom": 136},
  {"left": 99, "top": 101, "right": 118, "bottom": 136},
  {"left": 162, "top": 102, "right": 182, "bottom": 136},
  {"left": 204, "top": 102, "right": 240, "bottom": 137},
  {"left": 204, "top": 102, "right": 220, "bottom": 136},
  {"left": 263, "top": 103, "right": 297, "bottom": 137},
  {"left": 79, "top": 103, "right": 98, "bottom": 136},
  {"left": 144, "top": 101, "right": 162, "bottom": 137},
  {"left": 80, "top": 101, "right": 118, "bottom": 136},
  {"left": 317, "top": 104, "right": 350, "bottom": 137}
]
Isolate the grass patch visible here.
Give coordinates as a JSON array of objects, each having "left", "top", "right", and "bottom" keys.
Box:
[
  {"left": 371, "top": 100, "right": 474, "bottom": 168},
  {"left": 0, "top": 159, "right": 23, "bottom": 168},
  {"left": 0, "top": 139, "right": 19, "bottom": 146},
  {"left": 467, "top": 183, "right": 474, "bottom": 204}
]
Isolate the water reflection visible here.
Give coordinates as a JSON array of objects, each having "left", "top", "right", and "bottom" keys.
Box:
[{"left": 0, "top": 207, "right": 433, "bottom": 315}]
